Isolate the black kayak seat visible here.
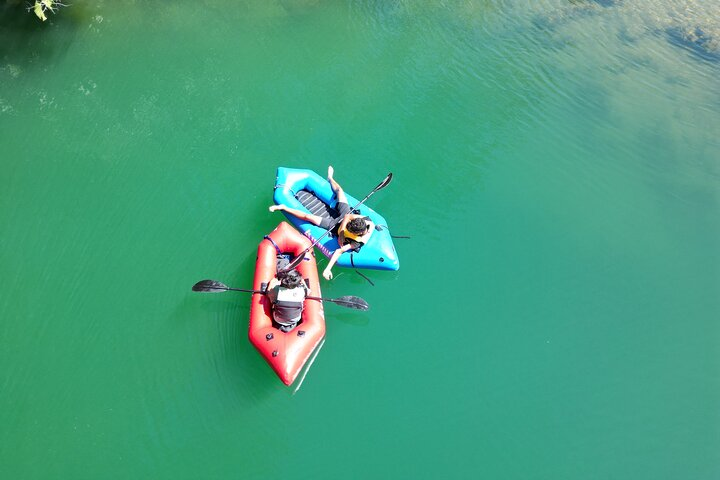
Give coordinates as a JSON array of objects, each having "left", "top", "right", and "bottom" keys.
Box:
[{"left": 295, "top": 190, "right": 338, "bottom": 224}]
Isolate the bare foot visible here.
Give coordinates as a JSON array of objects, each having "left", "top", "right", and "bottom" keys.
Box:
[
  {"left": 269, "top": 205, "right": 283, "bottom": 212},
  {"left": 327, "top": 165, "right": 334, "bottom": 182}
]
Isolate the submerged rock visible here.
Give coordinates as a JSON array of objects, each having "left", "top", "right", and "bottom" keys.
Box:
[
  {"left": 666, "top": 25, "right": 720, "bottom": 62},
  {"left": 535, "top": 0, "right": 720, "bottom": 62}
]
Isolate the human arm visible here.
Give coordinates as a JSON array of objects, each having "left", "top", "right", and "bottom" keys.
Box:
[
  {"left": 323, "top": 243, "right": 353, "bottom": 280},
  {"left": 266, "top": 277, "right": 280, "bottom": 301}
]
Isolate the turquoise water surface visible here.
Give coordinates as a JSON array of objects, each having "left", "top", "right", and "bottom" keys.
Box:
[{"left": 1, "top": 1, "right": 719, "bottom": 478}]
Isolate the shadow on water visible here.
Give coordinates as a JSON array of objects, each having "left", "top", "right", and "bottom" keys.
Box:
[
  {"left": 179, "top": 269, "right": 278, "bottom": 405},
  {"left": 0, "top": 0, "right": 83, "bottom": 67},
  {"left": 327, "top": 309, "right": 370, "bottom": 327}
]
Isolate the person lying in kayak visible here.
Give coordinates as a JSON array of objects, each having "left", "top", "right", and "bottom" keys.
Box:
[
  {"left": 269, "top": 166, "right": 375, "bottom": 280},
  {"left": 265, "top": 268, "right": 309, "bottom": 332}
]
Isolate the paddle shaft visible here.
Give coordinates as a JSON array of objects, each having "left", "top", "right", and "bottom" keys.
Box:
[{"left": 221, "top": 286, "right": 357, "bottom": 306}]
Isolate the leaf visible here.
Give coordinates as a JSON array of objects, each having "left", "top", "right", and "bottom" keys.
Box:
[{"left": 34, "top": 2, "right": 47, "bottom": 21}]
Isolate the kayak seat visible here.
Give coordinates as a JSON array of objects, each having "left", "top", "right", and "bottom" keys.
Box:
[{"left": 295, "top": 190, "right": 338, "bottom": 224}]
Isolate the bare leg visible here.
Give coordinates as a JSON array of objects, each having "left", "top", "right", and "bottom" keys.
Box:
[
  {"left": 269, "top": 204, "right": 323, "bottom": 226},
  {"left": 327, "top": 165, "right": 348, "bottom": 204}
]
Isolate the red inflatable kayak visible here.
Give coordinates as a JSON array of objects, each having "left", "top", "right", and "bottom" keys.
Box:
[{"left": 249, "top": 222, "right": 325, "bottom": 386}]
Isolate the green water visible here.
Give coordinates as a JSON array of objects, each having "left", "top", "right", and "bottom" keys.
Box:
[{"left": 2, "top": 1, "right": 719, "bottom": 478}]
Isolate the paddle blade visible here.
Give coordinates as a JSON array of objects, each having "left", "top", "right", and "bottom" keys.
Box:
[
  {"left": 331, "top": 296, "right": 370, "bottom": 311},
  {"left": 192, "top": 279, "right": 230, "bottom": 293},
  {"left": 377, "top": 172, "right": 393, "bottom": 191}
]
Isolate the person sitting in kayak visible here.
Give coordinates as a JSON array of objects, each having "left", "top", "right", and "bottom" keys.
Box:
[
  {"left": 266, "top": 268, "right": 309, "bottom": 332},
  {"left": 269, "top": 166, "right": 375, "bottom": 280}
]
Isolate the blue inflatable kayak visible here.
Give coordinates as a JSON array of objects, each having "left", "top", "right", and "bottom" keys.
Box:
[{"left": 273, "top": 167, "right": 399, "bottom": 271}]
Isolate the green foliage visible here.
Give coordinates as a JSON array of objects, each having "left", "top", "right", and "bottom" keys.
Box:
[{"left": 30, "top": 0, "right": 65, "bottom": 22}]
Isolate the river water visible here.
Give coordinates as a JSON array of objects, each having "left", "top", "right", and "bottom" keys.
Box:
[{"left": 1, "top": 1, "right": 719, "bottom": 478}]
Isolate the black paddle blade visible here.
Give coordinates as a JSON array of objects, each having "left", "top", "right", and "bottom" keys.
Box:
[
  {"left": 331, "top": 296, "right": 370, "bottom": 310},
  {"left": 378, "top": 172, "right": 393, "bottom": 190},
  {"left": 192, "top": 279, "right": 230, "bottom": 293}
]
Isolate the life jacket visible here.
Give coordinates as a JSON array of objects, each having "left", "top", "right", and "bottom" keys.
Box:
[
  {"left": 338, "top": 224, "right": 367, "bottom": 254},
  {"left": 272, "top": 286, "right": 306, "bottom": 325},
  {"left": 340, "top": 227, "right": 364, "bottom": 242}
]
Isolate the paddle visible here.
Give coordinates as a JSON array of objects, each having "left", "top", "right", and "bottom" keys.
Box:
[
  {"left": 192, "top": 279, "right": 370, "bottom": 310},
  {"left": 280, "top": 172, "right": 393, "bottom": 273}
]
